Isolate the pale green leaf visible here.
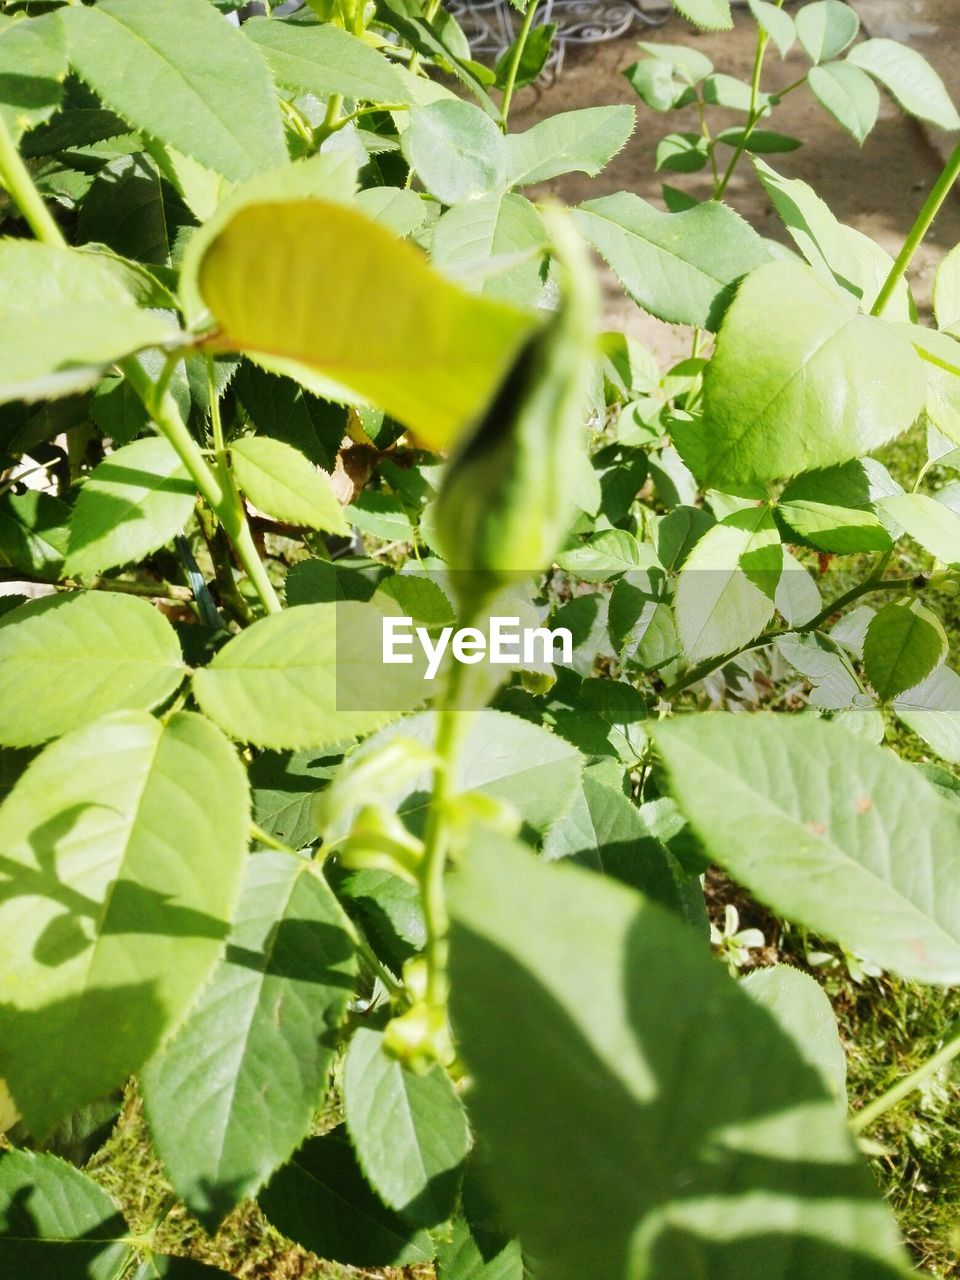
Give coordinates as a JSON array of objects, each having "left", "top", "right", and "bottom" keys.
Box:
[
  {"left": 863, "top": 599, "right": 948, "bottom": 702},
  {"left": 747, "top": 0, "right": 795, "bottom": 57},
  {"left": 777, "top": 459, "right": 895, "bottom": 554},
  {"left": 701, "top": 260, "right": 925, "bottom": 486},
  {"left": 447, "top": 832, "right": 909, "bottom": 1279},
  {"left": 934, "top": 243, "right": 960, "bottom": 337},
  {"left": 653, "top": 713, "right": 960, "bottom": 983},
  {"left": 504, "top": 106, "right": 635, "bottom": 188},
  {"left": 795, "top": 0, "right": 859, "bottom": 63},
  {"left": 808, "top": 62, "right": 879, "bottom": 143},
  {"left": 893, "top": 665, "right": 960, "bottom": 764},
  {"left": 635, "top": 41, "right": 712, "bottom": 85},
  {"left": 0, "top": 1149, "right": 130, "bottom": 1279},
  {"left": 879, "top": 492, "right": 960, "bottom": 566},
  {"left": 574, "top": 193, "right": 770, "bottom": 330},
  {"left": 753, "top": 161, "right": 911, "bottom": 317},
  {"left": 556, "top": 530, "right": 643, "bottom": 582},
  {"left": 0, "top": 592, "right": 185, "bottom": 747},
  {"left": 354, "top": 186, "right": 426, "bottom": 239},
  {"left": 196, "top": 200, "right": 535, "bottom": 454},
  {"left": 847, "top": 38, "right": 960, "bottom": 132},
  {"left": 431, "top": 193, "right": 547, "bottom": 309},
  {"left": 65, "top": 436, "right": 196, "bottom": 578},
  {"left": 142, "top": 853, "right": 357, "bottom": 1228},
  {"left": 62, "top": 0, "right": 287, "bottom": 181},
  {"left": 0, "top": 711, "right": 249, "bottom": 1132},
  {"left": 402, "top": 100, "right": 507, "bottom": 205},
  {"left": 0, "top": 13, "right": 67, "bottom": 142},
  {"left": 344, "top": 1022, "right": 470, "bottom": 1226},
  {"left": 740, "top": 966, "right": 846, "bottom": 1101},
  {"left": 670, "top": 0, "right": 733, "bottom": 32},
  {"left": 259, "top": 1129, "right": 434, "bottom": 1267},
  {"left": 192, "top": 602, "right": 425, "bottom": 751},
  {"left": 243, "top": 17, "right": 414, "bottom": 104},
  {"left": 229, "top": 438, "right": 349, "bottom": 534},
  {"left": 674, "top": 506, "right": 781, "bottom": 662}
]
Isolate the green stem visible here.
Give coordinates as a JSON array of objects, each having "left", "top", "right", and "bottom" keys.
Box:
[
  {"left": 0, "top": 113, "right": 65, "bottom": 247},
  {"left": 714, "top": 22, "right": 769, "bottom": 199},
  {"left": 872, "top": 138, "right": 960, "bottom": 317},
  {"left": 123, "top": 363, "right": 282, "bottom": 615},
  {"left": 660, "top": 574, "right": 916, "bottom": 701},
  {"left": 499, "top": 0, "right": 540, "bottom": 129},
  {"left": 851, "top": 1028, "right": 960, "bottom": 1134}
]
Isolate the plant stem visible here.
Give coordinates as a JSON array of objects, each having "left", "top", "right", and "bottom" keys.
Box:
[
  {"left": 123, "top": 363, "right": 283, "bottom": 615},
  {"left": 714, "top": 21, "right": 769, "bottom": 199},
  {"left": 0, "top": 113, "right": 65, "bottom": 247},
  {"left": 872, "top": 138, "right": 960, "bottom": 317},
  {"left": 851, "top": 1028, "right": 960, "bottom": 1134},
  {"left": 660, "top": 574, "right": 916, "bottom": 700},
  {"left": 500, "top": 0, "right": 540, "bottom": 129}
]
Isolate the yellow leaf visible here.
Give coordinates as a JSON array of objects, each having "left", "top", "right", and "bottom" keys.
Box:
[{"left": 197, "top": 199, "right": 537, "bottom": 453}]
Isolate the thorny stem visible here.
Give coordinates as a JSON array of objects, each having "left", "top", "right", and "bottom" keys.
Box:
[
  {"left": 851, "top": 1028, "right": 960, "bottom": 1134},
  {"left": 714, "top": 20, "right": 769, "bottom": 198},
  {"left": 499, "top": 0, "right": 541, "bottom": 129},
  {"left": 872, "top": 138, "right": 960, "bottom": 317}
]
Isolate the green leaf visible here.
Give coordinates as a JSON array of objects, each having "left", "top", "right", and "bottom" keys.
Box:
[
  {"left": 740, "top": 966, "right": 846, "bottom": 1101},
  {"left": 556, "top": 529, "right": 643, "bottom": 582},
  {"left": 434, "top": 1161, "right": 523, "bottom": 1280},
  {"left": 493, "top": 21, "right": 555, "bottom": 91},
  {"left": 192, "top": 602, "right": 424, "bottom": 751},
  {"left": 355, "top": 186, "right": 427, "bottom": 239},
  {"left": 0, "top": 710, "right": 249, "bottom": 1132},
  {"left": 0, "top": 13, "right": 67, "bottom": 143},
  {"left": 774, "top": 632, "right": 860, "bottom": 711},
  {"left": 574, "top": 194, "right": 770, "bottom": 330},
  {"left": 342, "top": 709, "right": 583, "bottom": 836},
  {"left": 229, "top": 438, "right": 349, "bottom": 535},
  {"left": 0, "top": 592, "right": 185, "bottom": 747},
  {"left": 715, "top": 127, "right": 802, "bottom": 154},
  {"left": 65, "top": 436, "right": 196, "bottom": 578},
  {"left": 624, "top": 58, "right": 684, "bottom": 113},
  {"left": 655, "top": 131, "right": 708, "bottom": 173},
  {"left": 234, "top": 365, "right": 346, "bottom": 473},
  {"left": 77, "top": 154, "right": 189, "bottom": 268},
  {"left": 753, "top": 161, "right": 909, "bottom": 316},
  {"left": 542, "top": 773, "right": 705, "bottom": 931},
  {"left": 250, "top": 750, "right": 339, "bottom": 850},
  {"left": 795, "top": 0, "right": 859, "bottom": 63},
  {"left": 879, "top": 492, "right": 960, "bottom": 566},
  {"left": 62, "top": 0, "right": 287, "bottom": 181},
  {"left": 402, "top": 100, "right": 507, "bottom": 205},
  {"left": 447, "top": 832, "right": 909, "bottom": 1279},
  {"left": 669, "top": 0, "right": 733, "bottom": 32},
  {"left": 777, "top": 459, "right": 895, "bottom": 554},
  {"left": 243, "top": 16, "right": 413, "bottom": 103},
  {"left": 893, "top": 665, "right": 960, "bottom": 764},
  {"left": 504, "top": 106, "right": 635, "bottom": 187},
  {"left": 431, "top": 193, "right": 548, "bottom": 310},
  {"left": 344, "top": 1022, "right": 470, "bottom": 1226},
  {"left": 652, "top": 713, "right": 960, "bottom": 983},
  {"left": 807, "top": 63, "right": 880, "bottom": 143},
  {"left": 0, "top": 490, "right": 71, "bottom": 579},
  {"left": 847, "top": 38, "right": 960, "bottom": 132},
  {"left": 196, "top": 200, "right": 535, "bottom": 455},
  {"left": 934, "top": 242, "right": 960, "bottom": 337},
  {"left": 747, "top": 0, "right": 795, "bottom": 57},
  {"left": 132, "top": 1258, "right": 235, "bottom": 1280},
  {"left": 863, "top": 599, "right": 948, "bottom": 702},
  {"left": 701, "top": 260, "right": 925, "bottom": 486},
  {"left": 674, "top": 506, "right": 781, "bottom": 662},
  {"left": 0, "top": 1149, "right": 131, "bottom": 1279},
  {"left": 636, "top": 41, "right": 713, "bottom": 85},
  {"left": 259, "top": 1128, "right": 434, "bottom": 1267},
  {"left": 142, "top": 853, "right": 357, "bottom": 1228}
]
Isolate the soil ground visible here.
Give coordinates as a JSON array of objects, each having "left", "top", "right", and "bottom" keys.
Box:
[{"left": 508, "top": 0, "right": 960, "bottom": 364}]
